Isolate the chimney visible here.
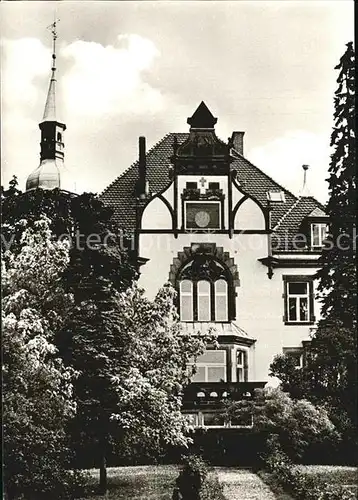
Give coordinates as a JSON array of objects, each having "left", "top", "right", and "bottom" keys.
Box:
[
  {"left": 231, "top": 131, "right": 245, "bottom": 155},
  {"left": 138, "top": 136, "right": 147, "bottom": 198}
]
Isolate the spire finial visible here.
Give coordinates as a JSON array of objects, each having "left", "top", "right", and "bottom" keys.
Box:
[
  {"left": 42, "top": 18, "right": 60, "bottom": 122},
  {"left": 299, "top": 164, "right": 311, "bottom": 197}
]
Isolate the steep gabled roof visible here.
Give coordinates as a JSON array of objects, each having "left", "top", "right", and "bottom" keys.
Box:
[{"left": 100, "top": 133, "right": 326, "bottom": 251}]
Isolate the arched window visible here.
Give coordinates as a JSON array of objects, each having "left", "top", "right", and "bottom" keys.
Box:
[
  {"left": 178, "top": 256, "right": 232, "bottom": 322},
  {"left": 57, "top": 132, "right": 62, "bottom": 142},
  {"left": 180, "top": 280, "right": 193, "bottom": 322},
  {"left": 215, "top": 279, "right": 228, "bottom": 321},
  {"left": 197, "top": 280, "right": 211, "bottom": 321}
]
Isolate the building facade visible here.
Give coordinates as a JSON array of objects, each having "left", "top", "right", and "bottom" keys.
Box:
[{"left": 100, "top": 102, "right": 328, "bottom": 427}]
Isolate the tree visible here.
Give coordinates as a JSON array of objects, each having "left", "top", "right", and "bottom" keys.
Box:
[
  {"left": 316, "top": 41, "right": 356, "bottom": 327},
  {"left": 58, "top": 281, "right": 213, "bottom": 492},
  {"left": 2, "top": 217, "right": 81, "bottom": 500},
  {"left": 270, "top": 43, "right": 357, "bottom": 448}
]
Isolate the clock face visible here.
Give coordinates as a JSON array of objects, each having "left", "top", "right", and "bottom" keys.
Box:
[
  {"left": 185, "top": 202, "right": 220, "bottom": 230},
  {"left": 195, "top": 211, "right": 211, "bottom": 228}
]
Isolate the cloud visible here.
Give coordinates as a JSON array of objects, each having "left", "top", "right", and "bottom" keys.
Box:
[
  {"left": 1, "top": 37, "right": 50, "bottom": 112},
  {"left": 247, "top": 130, "right": 330, "bottom": 203},
  {"left": 61, "top": 34, "right": 163, "bottom": 117}
]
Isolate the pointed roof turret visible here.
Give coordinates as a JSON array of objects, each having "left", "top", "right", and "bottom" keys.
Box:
[
  {"left": 187, "top": 101, "right": 218, "bottom": 129},
  {"left": 26, "top": 20, "right": 74, "bottom": 193}
]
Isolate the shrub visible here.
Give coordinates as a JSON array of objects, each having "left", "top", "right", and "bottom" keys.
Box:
[
  {"left": 264, "top": 436, "right": 357, "bottom": 500},
  {"left": 173, "top": 454, "right": 225, "bottom": 500}
]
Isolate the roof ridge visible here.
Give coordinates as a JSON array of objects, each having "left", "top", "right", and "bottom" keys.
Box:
[
  {"left": 100, "top": 132, "right": 174, "bottom": 197},
  {"left": 273, "top": 196, "right": 303, "bottom": 230},
  {"left": 232, "top": 149, "right": 298, "bottom": 201}
]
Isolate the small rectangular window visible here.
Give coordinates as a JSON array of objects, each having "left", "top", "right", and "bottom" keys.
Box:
[
  {"left": 283, "top": 276, "right": 315, "bottom": 324},
  {"left": 311, "top": 223, "right": 328, "bottom": 248},
  {"left": 180, "top": 280, "right": 193, "bottom": 322},
  {"left": 208, "top": 182, "right": 220, "bottom": 190},
  {"left": 236, "top": 349, "right": 247, "bottom": 382},
  {"left": 186, "top": 182, "right": 198, "bottom": 190}
]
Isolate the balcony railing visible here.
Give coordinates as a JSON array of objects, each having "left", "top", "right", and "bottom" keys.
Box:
[{"left": 182, "top": 381, "right": 266, "bottom": 409}]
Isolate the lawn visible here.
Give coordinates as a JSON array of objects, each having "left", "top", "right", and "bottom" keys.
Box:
[{"left": 77, "top": 465, "right": 179, "bottom": 500}]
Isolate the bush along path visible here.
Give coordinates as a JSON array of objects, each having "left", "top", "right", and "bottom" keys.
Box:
[{"left": 214, "top": 468, "right": 277, "bottom": 500}]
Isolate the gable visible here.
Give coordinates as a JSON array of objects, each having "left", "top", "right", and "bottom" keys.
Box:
[{"left": 99, "top": 133, "right": 326, "bottom": 246}]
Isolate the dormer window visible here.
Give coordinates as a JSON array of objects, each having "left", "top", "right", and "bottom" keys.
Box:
[{"left": 311, "top": 223, "right": 328, "bottom": 248}]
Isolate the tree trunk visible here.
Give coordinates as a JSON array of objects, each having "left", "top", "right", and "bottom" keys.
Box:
[{"left": 99, "top": 452, "right": 107, "bottom": 494}]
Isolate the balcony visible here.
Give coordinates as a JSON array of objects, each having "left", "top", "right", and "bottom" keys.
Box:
[{"left": 182, "top": 381, "right": 267, "bottom": 410}]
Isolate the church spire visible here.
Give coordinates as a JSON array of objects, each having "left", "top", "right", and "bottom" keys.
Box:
[
  {"left": 42, "top": 19, "right": 58, "bottom": 122},
  {"left": 26, "top": 20, "right": 72, "bottom": 192}
]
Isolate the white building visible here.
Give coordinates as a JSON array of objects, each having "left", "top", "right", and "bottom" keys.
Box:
[{"left": 100, "top": 102, "right": 328, "bottom": 427}]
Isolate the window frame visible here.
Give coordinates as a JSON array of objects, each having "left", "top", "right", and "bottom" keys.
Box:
[
  {"left": 189, "top": 349, "right": 227, "bottom": 383},
  {"left": 282, "top": 275, "right": 315, "bottom": 325},
  {"left": 310, "top": 222, "right": 328, "bottom": 248},
  {"left": 179, "top": 279, "right": 194, "bottom": 322},
  {"left": 179, "top": 278, "right": 230, "bottom": 322}
]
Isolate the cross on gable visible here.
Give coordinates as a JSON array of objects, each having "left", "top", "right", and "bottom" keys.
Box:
[{"left": 199, "top": 177, "right": 207, "bottom": 187}]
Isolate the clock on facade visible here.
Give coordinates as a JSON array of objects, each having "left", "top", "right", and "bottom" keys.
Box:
[{"left": 185, "top": 202, "right": 220, "bottom": 230}]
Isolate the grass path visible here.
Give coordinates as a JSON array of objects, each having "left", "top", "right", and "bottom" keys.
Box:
[{"left": 214, "top": 467, "right": 277, "bottom": 500}]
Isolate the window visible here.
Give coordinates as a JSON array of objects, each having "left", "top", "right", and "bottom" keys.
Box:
[
  {"left": 186, "top": 182, "right": 198, "bottom": 190},
  {"left": 185, "top": 201, "right": 221, "bottom": 230},
  {"left": 178, "top": 256, "right": 232, "bottom": 322},
  {"left": 283, "top": 348, "right": 304, "bottom": 369},
  {"left": 311, "top": 223, "right": 328, "bottom": 248},
  {"left": 283, "top": 276, "right": 315, "bottom": 324},
  {"left": 57, "top": 132, "right": 62, "bottom": 142},
  {"left": 215, "top": 279, "right": 228, "bottom": 321},
  {"left": 190, "top": 350, "right": 227, "bottom": 382},
  {"left": 197, "top": 280, "right": 211, "bottom": 321},
  {"left": 180, "top": 280, "right": 193, "bottom": 321},
  {"left": 208, "top": 182, "right": 220, "bottom": 190},
  {"left": 236, "top": 349, "right": 247, "bottom": 382}
]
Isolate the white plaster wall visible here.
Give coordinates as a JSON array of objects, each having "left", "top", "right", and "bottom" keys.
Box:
[
  {"left": 138, "top": 230, "right": 322, "bottom": 385},
  {"left": 141, "top": 196, "right": 172, "bottom": 229},
  {"left": 234, "top": 198, "right": 265, "bottom": 230}
]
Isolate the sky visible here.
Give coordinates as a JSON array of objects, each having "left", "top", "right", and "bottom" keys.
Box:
[{"left": 1, "top": 1, "right": 354, "bottom": 203}]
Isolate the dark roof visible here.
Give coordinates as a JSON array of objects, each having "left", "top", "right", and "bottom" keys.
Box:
[
  {"left": 187, "top": 101, "right": 217, "bottom": 128},
  {"left": 99, "top": 133, "right": 325, "bottom": 251}
]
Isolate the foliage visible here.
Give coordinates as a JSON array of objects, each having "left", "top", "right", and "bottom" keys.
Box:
[
  {"left": 264, "top": 436, "right": 357, "bottom": 500},
  {"left": 174, "top": 455, "right": 225, "bottom": 500},
  {"left": 316, "top": 41, "right": 356, "bottom": 327},
  {"left": 222, "top": 388, "right": 337, "bottom": 461},
  {"left": 2, "top": 217, "right": 84, "bottom": 499},
  {"left": 270, "top": 43, "right": 357, "bottom": 452},
  {"left": 59, "top": 281, "right": 213, "bottom": 467}
]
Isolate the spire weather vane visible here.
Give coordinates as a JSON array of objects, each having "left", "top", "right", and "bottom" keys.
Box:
[{"left": 46, "top": 18, "right": 60, "bottom": 71}]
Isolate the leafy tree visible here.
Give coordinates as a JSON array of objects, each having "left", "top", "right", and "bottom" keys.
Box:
[
  {"left": 270, "top": 43, "right": 357, "bottom": 452},
  {"left": 58, "top": 281, "right": 213, "bottom": 492},
  {"left": 222, "top": 389, "right": 337, "bottom": 462},
  {"left": 2, "top": 218, "right": 83, "bottom": 500}
]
